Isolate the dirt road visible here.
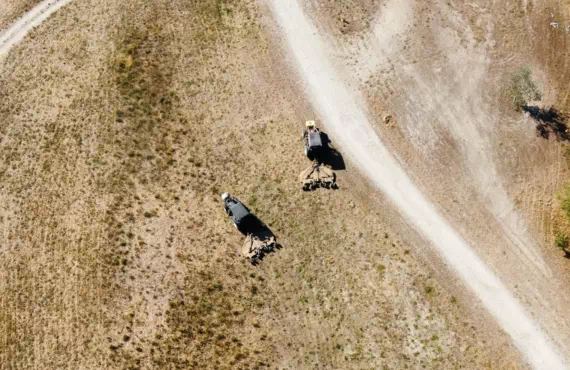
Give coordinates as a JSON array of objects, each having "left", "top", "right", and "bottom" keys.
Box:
[
  {"left": 0, "top": 0, "right": 71, "bottom": 56},
  {"left": 269, "top": 0, "right": 567, "bottom": 368}
]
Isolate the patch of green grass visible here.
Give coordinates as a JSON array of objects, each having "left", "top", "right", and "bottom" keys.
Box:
[
  {"left": 248, "top": 193, "right": 258, "bottom": 210},
  {"left": 150, "top": 268, "right": 270, "bottom": 369}
]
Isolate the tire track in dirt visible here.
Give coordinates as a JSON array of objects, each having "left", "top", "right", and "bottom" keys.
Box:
[
  {"left": 0, "top": 0, "right": 72, "bottom": 57},
  {"left": 268, "top": 0, "right": 567, "bottom": 368}
]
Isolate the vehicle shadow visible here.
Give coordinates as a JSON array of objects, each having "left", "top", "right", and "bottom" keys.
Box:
[
  {"left": 524, "top": 106, "right": 569, "bottom": 141},
  {"left": 236, "top": 214, "right": 269, "bottom": 235},
  {"left": 319, "top": 132, "right": 346, "bottom": 170}
]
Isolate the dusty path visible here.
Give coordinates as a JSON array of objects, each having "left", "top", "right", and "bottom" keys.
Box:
[
  {"left": 268, "top": 0, "right": 567, "bottom": 368},
  {"left": 0, "top": 0, "right": 71, "bottom": 56}
]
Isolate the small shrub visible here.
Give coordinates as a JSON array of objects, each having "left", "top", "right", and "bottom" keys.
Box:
[
  {"left": 558, "top": 185, "right": 570, "bottom": 220},
  {"left": 555, "top": 232, "right": 569, "bottom": 251},
  {"left": 376, "top": 264, "right": 385, "bottom": 272},
  {"left": 508, "top": 66, "right": 541, "bottom": 110}
]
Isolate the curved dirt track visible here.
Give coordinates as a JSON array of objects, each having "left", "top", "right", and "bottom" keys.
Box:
[
  {"left": 0, "top": 0, "right": 71, "bottom": 56},
  {"left": 268, "top": 0, "right": 567, "bottom": 368}
]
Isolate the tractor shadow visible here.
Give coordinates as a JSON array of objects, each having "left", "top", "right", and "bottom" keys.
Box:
[
  {"left": 525, "top": 106, "right": 569, "bottom": 141},
  {"left": 237, "top": 214, "right": 269, "bottom": 235},
  {"left": 320, "top": 132, "right": 346, "bottom": 170}
]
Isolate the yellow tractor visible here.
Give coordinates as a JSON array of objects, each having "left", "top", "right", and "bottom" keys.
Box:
[{"left": 300, "top": 121, "right": 337, "bottom": 191}]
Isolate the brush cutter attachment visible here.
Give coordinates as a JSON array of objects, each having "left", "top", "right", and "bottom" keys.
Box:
[
  {"left": 300, "top": 161, "right": 337, "bottom": 191},
  {"left": 242, "top": 231, "right": 277, "bottom": 264}
]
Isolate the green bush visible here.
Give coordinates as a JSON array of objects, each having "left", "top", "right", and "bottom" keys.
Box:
[
  {"left": 559, "top": 185, "right": 570, "bottom": 220},
  {"left": 555, "top": 232, "right": 568, "bottom": 251},
  {"left": 509, "top": 66, "right": 541, "bottom": 110}
]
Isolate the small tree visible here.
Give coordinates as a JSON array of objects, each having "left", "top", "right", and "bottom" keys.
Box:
[
  {"left": 509, "top": 66, "right": 542, "bottom": 110},
  {"left": 555, "top": 232, "right": 569, "bottom": 253}
]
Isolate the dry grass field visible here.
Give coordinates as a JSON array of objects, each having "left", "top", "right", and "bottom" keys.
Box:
[{"left": 2, "top": 0, "right": 559, "bottom": 369}]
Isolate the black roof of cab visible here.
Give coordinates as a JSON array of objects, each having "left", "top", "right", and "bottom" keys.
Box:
[
  {"left": 229, "top": 202, "right": 250, "bottom": 224},
  {"left": 308, "top": 131, "right": 322, "bottom": 148}
]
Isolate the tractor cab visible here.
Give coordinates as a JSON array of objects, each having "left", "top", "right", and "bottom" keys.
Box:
[
  {"left": 222, "top": 194, "right": 253, "bottom": 233},
  {"left": 303, "top": 120, "right": 324, "bottom": 160}
]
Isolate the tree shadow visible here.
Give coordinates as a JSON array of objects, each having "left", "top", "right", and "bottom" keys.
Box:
[
  {"left": 319, "top": 132, "right": 346, "bottom": 170},
  {"left": 524, "top": 106, "right": 569, "bottom": 141}
]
